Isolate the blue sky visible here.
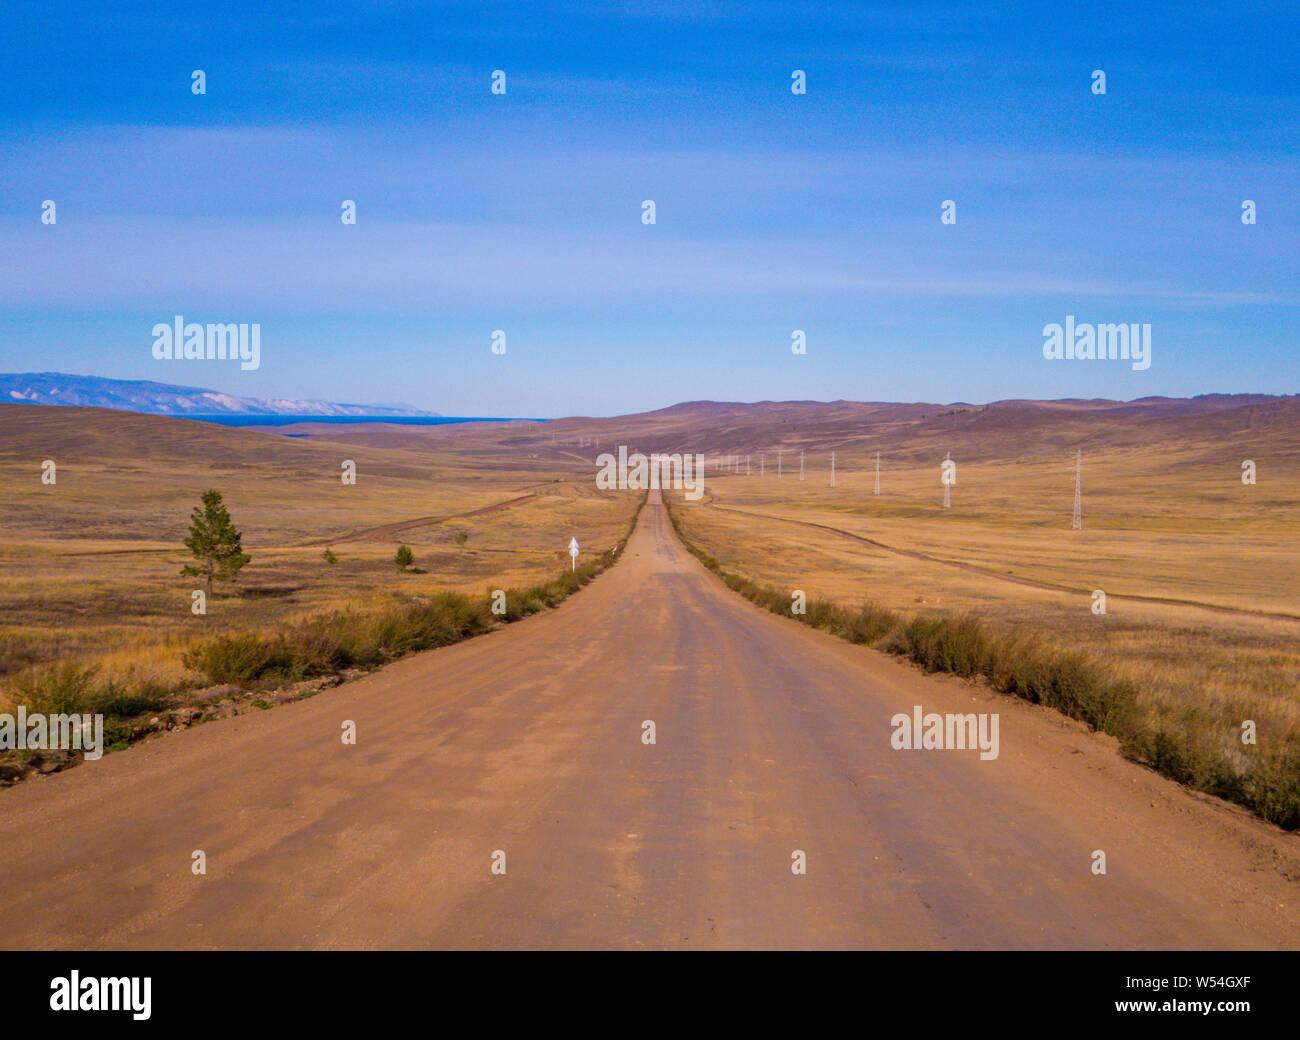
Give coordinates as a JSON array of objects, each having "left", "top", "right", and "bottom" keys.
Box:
[{"left": 1, "top": 1, "right": 1296, "bottom": 416}]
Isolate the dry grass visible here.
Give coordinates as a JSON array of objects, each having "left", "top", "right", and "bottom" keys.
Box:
[{"left": 0, "top": 406, "right": 640, "bottom": 713}]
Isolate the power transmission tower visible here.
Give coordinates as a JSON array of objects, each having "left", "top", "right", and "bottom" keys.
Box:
[
  {"left": 761, "top": 453, "right": 765, "bottom": 477},
  {"left": 830, "top": 451, "right": 836, "bottom": 488},
  {"left": 874, "top": 451, "right": 881, "bottom": 495},
  {"left": 1072, "top": 451, "right": 1083, "bottom": 530},
  {"left": 746, "top": 454, "right": 751, "bottom": 476},
  {"left": 943, "top": 451, "right": 951, "bottom": 509},
  {"left": 799, "top": 450, "right": 805, "bottom": 480}
]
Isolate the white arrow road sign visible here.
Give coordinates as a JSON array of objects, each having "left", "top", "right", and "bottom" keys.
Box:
[{"left": 569, "top": 537, "right": 579, "bottom": 570}]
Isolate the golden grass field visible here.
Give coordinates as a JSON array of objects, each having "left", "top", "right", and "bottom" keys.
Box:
[{"left": 0, "top": 405, "right": 639, "bottom": 700}]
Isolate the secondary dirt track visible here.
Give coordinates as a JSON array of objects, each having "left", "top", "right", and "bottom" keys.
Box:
[
  {"left": 1, "top": 491, "right": 1297, "bottom": 949},
  {"left": 313, "top": 492, "right": 538, "bottom": 545},
  {"left": 703, "top": 495, "right": 1300, "bottom": 624}
]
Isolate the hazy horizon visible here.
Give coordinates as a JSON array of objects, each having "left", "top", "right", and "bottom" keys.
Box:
[{"left": 5, "top": 368, "right": 1300, "bottom": 422}]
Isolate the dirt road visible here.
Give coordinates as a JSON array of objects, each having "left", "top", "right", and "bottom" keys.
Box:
[{"left": 2, "top": 491, "right": 1297, "bottom": 949}]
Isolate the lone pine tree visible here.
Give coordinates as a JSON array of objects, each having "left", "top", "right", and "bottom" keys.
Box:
[{"left": 182, "top": 489, "right": 250, "bottom": 595}]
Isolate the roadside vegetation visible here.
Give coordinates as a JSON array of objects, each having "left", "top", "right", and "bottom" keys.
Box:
[
  {"left": 664, "top": 497, "right": 1300, "bottom": 831},
  {"left": 180, "top": 547, "right": 621, "bottom": 685}
]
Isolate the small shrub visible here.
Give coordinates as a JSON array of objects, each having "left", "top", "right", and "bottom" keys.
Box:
[
  {"left": 7, "top": 662, "right": 102, "bottom": 715},
  {"left": 895, "top": 615, "right": 988, "bottom": 678},
  {"left": 845, "top": 603, "right": 899, "bottom": 646},
  {"left": 182, "top": 633, "right": 290, "bottom": 684},
  {"left": 4, "top": 664, "right": 171, "bottom": 723}
]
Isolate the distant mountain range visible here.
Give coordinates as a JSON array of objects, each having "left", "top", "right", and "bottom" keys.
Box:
[{"left": 0, "top": 373, "right": 439, "bottom": 417}]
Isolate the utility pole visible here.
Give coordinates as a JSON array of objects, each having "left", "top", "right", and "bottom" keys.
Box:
[{"left": 1072, "top": 451, "right": 1083, "bottom": 530}]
